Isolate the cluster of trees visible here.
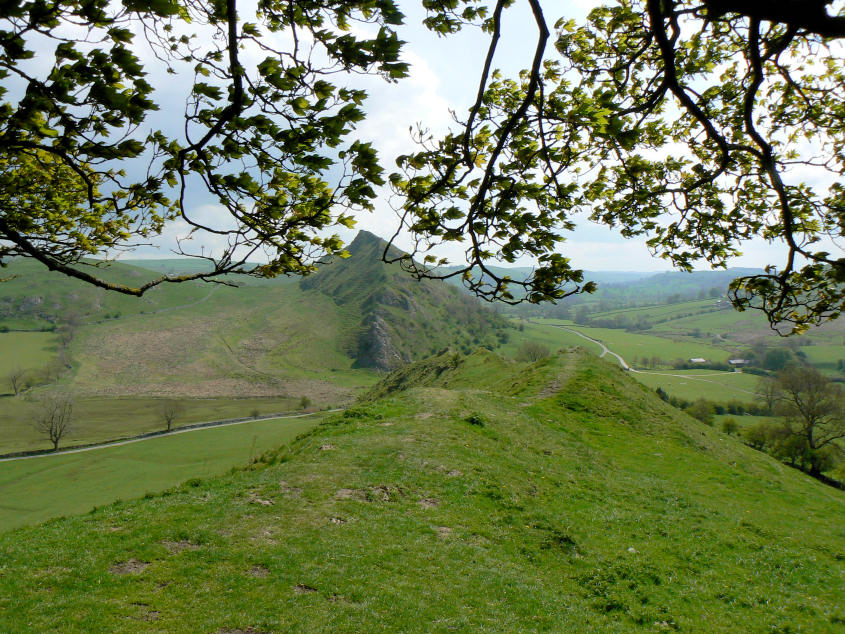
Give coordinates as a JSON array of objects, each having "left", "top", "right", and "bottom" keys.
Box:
[
  {"left": 655, "top": 388, "right": 764, "bottom": 421},
  {"left": 744, "top": 422, "right": 839, "bottom": 478},
  {"left": 752, "top": 368, "right": 845, "bottom": 476},
  {"left": 660, "top": 365, "right": 844, "bottom": 482},
  {"left": 573, "top": 310, "right": 655, "bottom": 332}
]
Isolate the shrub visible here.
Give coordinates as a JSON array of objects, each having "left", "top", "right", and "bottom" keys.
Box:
[
  {"left": 744, "top": 423, "right": 770, "bottom": 450},
  {"left": 464, "top": 413, "right": 486, "bottom": 427},
  {"left": 515, "top": 342, "right": 551, "bottom": 363},
  {"left": 721, "top": 418, "right": 739, "bottom": 434},
  {"left": 685, "top": 398, "right": 714, "bottom": 425}
]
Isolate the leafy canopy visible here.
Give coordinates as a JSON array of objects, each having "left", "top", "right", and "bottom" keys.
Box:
[
  {"left": 2, "top": 0, "right": 845, "bottom": 333},
  {"left": 389, "top": 0, "right": 845, "bottom": 332},
  {"left": 0, "top": 0, "right": 407, "bottom": 294}
]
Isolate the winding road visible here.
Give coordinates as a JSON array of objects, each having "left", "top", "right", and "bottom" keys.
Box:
[{"left": 550, "top": 325, "right": 758, "bottom": 397}]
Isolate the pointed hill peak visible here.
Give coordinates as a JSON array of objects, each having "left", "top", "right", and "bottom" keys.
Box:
[
  {"left": 346, "top": 230, "right": 403, "bottom": 261},
  {"left": 300, "top": 231, "right": 508, "bottom": 372}
]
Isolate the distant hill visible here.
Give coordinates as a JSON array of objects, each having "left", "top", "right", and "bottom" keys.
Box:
[
  {"left": 620, "top": 267, "right": 763, "bottom": 295},
  {"left": 436, "top": 263, "right": 655, "bottom": 299},
  {"left": 514, "top": 267, "right": 766, "bottom": 319},
  {"left": 0, "top": 258, "right": 211, "bottom": 329},
  {"left": 301, "top": 230, "right": 508, "bottom": 371},
  {"left": 2, "top": 349, "right": 842, "bottom": 630},
  {"left": 120, "top": 258, "right": 218, "bottom": 276}
]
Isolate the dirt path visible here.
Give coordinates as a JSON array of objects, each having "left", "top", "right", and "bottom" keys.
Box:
[{"left": 0, "top": 409, "right": 342, "bottom": 463}]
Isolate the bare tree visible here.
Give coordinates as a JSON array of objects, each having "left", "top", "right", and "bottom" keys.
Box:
[
  {"left": 32, "top": 394, "right": 74, "bottom": 451},
  {"left": 774, "top": 367, "right": 845, "bottom": 475},
  {"left": 7, "top": 366, "right": 26, "bottom": 395},
  {"left": 159, "top": 400, "right": 184, "bottom": 432},
  {"left": 755, "top": 377, "right": 779, "bottom": 415}
]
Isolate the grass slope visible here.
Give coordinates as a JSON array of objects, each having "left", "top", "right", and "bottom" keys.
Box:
[
  {"left": 0, "top": 258, "right": 212, "bottom": 329},
  {"left": 0, "top": 331, "right": 57, "bottom": 384},
  {"left": 0, "top": 350, "right": 842, "bottom": 631}
]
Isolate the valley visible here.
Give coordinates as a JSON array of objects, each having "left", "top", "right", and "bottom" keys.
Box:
[
  {"left": 1, "top": 231, "right": 843, "bottom": 630},
  {"left": 0, "top": 350, "right": 842, "bottom": 630}
]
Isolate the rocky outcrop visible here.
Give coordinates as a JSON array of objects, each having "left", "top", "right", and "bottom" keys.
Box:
[
  {"left": 301, "top": 230, "right": 507, "bottom": 372},
  {"left": 356, "top": 313, "right": 408, "bottom": 371}
]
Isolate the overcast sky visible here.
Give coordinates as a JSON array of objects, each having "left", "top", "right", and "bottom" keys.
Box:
[{"left": 124, "top": 0, "right": 809, "bottom": 272}]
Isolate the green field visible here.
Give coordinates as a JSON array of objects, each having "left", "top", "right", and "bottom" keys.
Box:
[
  {"left": 0, "top": 331, "right": 57, "bottom": 383},
  {"left": 536, "top": 321, "right": 735, "bottom": 362},
  {"left": 801, "top": 342, "right": 845, "bottom": 374},
  {"left": 632, "top": 369, "right": 761, "bottom": 402},
  {"left": 0, "top": 413, "right": 322, "bottom": 531},
  {"left": 0, "top": 351, "right": 841, "bottom": 631},
  {"left": 0, "top": 395, "right": 324, "bottom": 454},
  {"left": 588, "top": 298, "right": 719, "bottom": 321},
  {"left": 505, "top": 321, "right": 763, "bottom": 403},
  {"left": 714, "top": 413, "right": 777, "bottom": 432}
]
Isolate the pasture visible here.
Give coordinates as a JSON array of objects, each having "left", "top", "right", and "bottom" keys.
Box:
[
  {"left": 0, "top": 331, "right": 57, "bottom": 384},
  {"left": 530, "top": 320, "right": 735, "bottom": 364},
  {"left": 506, "top": 321, "right": 764, "bottom": 404},
  {"left": 0, "top": 396, "right": 312, "bottom": 454},
  {"left": 0, "top": 413, "right": 322, "bottom": 531},
  {"left": 632, "top": 369, "right": 761, "bottom": 402}
]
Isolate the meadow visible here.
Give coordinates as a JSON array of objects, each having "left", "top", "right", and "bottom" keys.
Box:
[
  {"left": 0, "top": 331, "right": 57, "bottom": 383},
  {"left": 0, "top": 413, "right": 322, "bottom": 531},
  {"left": 0, "top": 351, "right": 841, "bottom": 631},
  {"left": 632, "top": 369, "right": 761, "bottom": 402},
  {"left": 0, "top": 395, "right": 312, "bottom": 454},
  {"left": 533, "top": 319, "right": 735, "bottom": 362}
]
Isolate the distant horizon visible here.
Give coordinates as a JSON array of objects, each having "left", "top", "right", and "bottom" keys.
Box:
[
  {"left": 113, "top": 228, "right": 765, "bottom": 274},
  {"left": 111, "top": 254, "right": 761, "bottom": 274},
  {"left": 112, "top": 254, "right": 762, "bottom": 274}
]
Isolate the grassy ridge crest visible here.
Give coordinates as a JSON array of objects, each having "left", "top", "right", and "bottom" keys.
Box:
[{"left": 0, "top": 350, "right": 842, "bottom": 631}]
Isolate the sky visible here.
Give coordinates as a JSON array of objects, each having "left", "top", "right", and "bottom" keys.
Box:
[
  {"left": 12, "top": 0, "right": 836, "bottom": 273},
  {"left": 338, "top": 0, "right": 801, "bottom": 272}
]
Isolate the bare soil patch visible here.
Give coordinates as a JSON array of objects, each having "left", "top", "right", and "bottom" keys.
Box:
[
  {"left": 109, "top": 559, "right": 149, "bottom": 575},
  {"left": 334, "top": 488, "right": 365, "bottom": 500},
  {"left": 278, "top": 481, "right": 302, "bottom": 498}
]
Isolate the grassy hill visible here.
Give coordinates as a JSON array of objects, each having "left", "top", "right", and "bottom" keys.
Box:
[
  {"left": 0, "top": 258, "right": 214, "bottom": 330},
  {"left": 301, "top": 230, "right": 509, "bottom": 370},
  {"left": 0, "top": 236, "right": 508, "bottom": 450},
  {"left": 1, "top": 349, "right": 841, "bottom": 631}
]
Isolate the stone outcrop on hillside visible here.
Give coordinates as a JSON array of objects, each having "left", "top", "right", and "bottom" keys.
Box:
[{"left": 300, "top": 230, "right": 507, "bottom": 372}]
